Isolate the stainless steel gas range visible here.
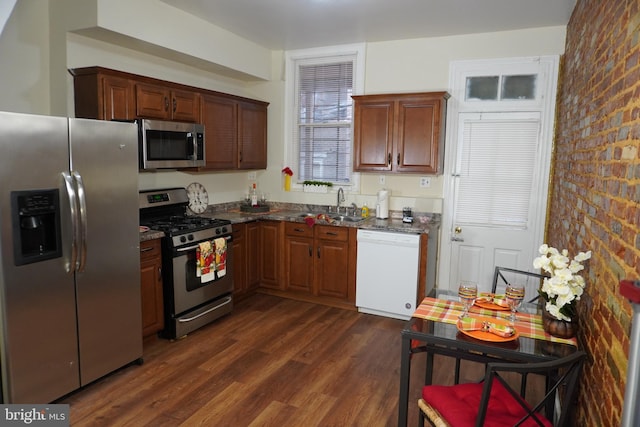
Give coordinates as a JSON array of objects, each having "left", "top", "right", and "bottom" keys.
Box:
[{"left": 139, "top": 188, "right": 233, "bottom": 339}]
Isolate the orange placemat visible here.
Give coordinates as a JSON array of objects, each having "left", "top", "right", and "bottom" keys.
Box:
[{"left": 412, "top": 297, "right": 577, "bottom": 346}]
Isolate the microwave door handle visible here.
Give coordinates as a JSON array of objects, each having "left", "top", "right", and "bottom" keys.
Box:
[
  {"left": 62, "top": 172, "right": 79, "bottom": 273},
  {"left": 72, "top": 171, "right": 88, "bottom": 272},
  {"left": 187, "top": 132, "right": 195, "bottom": 159}
]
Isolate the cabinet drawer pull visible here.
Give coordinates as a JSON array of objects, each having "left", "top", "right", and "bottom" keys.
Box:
[
  {"left": 294, "top": 228, "right": 305, "bottom": 233},
  {"left": 140, "top": 246, "right": 154, "bottom": 253}
]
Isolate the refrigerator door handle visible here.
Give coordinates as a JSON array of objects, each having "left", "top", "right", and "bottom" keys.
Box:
[
  {"left": 62, "top": 172, "right": 79, "bottom": 272},
  {"left": 72, "top": 171, "right": 88, "bottom": 272}
]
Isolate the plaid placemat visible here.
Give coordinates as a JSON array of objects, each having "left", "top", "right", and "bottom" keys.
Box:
[{"left": 412, "top": 297, "right": 578, "bottom": 346}]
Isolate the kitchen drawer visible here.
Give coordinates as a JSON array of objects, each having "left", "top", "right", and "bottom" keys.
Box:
[
  {"left": 315, "top": 225, "right": 348, "bottom": 241},
  {"left": 140, "top": 239, "right": 161, "bottom": 261},
  {"left": 285, "top": 222, "right": 314, "bottom": 238}
]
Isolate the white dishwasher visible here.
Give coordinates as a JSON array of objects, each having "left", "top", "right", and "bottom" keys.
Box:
[{"left": 356, "top": 229, "right": 421, "bottom": 320}]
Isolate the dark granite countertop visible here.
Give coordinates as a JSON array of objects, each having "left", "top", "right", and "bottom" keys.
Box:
[
  {"left": 202, "top": 202, "right": 440, "bottom": 235},
  {"left": 139, "top": 202, "right": 440, "bottom": 242}
]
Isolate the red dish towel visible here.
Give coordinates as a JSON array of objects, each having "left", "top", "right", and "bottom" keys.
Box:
[
  {"left": 214, "top": 237, "right": 227, "bottom": 278},
  {"left": 196, "top": 241, "right": 216, "bottom": 282}
]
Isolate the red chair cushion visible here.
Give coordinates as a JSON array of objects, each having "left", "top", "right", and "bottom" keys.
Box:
[{"left": 422, "top": 378, "right": 553, "bottom": 427}]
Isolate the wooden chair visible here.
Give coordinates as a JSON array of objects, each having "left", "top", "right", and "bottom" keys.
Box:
[{"left": 418, "top": 350, "right": 587, "bottom": 427}]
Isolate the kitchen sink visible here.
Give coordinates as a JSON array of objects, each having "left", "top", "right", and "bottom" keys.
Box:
[{"left": 296, "top": 212, "right": 366, "bottom": 223}]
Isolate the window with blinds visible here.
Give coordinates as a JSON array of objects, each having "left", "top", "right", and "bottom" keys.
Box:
[
  {"left": 294, "top": 58, "right": 355, "bottom": 183},
  {"left": 454, "top": 118, "right": 540, "bottom": 228}
]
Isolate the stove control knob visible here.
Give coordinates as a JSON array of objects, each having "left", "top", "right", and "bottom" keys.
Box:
[
  {"left": 222, "top": 227, "right": 228, "bottom": 234},
  {"left": 180, "top": 236, "right": 187, "bottom": 243},
  {"left": 216, "top": 228, "right": 221, "bottom": 235},
  {"left": 188, "top": 234, "right": 194, "bottom": 241}
]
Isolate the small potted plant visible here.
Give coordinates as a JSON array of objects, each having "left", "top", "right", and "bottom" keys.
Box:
[{"left": 302, "top": 180, "right": 333, "bottom": 193}]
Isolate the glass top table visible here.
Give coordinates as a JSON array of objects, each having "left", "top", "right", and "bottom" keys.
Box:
[{"left": 397, "top": 290, "right": 578, "bottom": 426}]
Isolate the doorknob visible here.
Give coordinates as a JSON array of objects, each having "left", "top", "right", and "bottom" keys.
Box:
[{"left": 452, "top": 226, "right": 464, "bottom": 242}]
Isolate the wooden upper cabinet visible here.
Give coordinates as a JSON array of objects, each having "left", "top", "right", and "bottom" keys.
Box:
[
  {"left": 136, "top": 83, "right": 200, "bottom": 122},
  {"left": 199, "top": 94, "right": 268, "bottom": 170},
  {"left": 201, "top": 94, "right": 238, "bottom": 169},
  {"left": 71, "top": 70, "right": 135, "bottom": 120},
  {"left": 353, "top": 92, "right": 449, "bottom": 174},
  {"left": 238, "top": 101, "right": 268, "bottom": 169},
  {"left": 70, "top": 66, "right": 269, "bottom": 170}
]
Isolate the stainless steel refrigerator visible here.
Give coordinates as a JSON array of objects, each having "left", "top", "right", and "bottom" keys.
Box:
[{"left": 0, "top": 111, "right": 143, "bottom": 403}]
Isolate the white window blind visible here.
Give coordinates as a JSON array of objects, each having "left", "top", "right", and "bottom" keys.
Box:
[
  {"left": 455, "top": 118, "right": 540, "bottom": 228},
  {"left": 294, "top": 58, "right": 354, "bottom": 183}
]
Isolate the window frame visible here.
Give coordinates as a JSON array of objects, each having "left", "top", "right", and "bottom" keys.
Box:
[{"left": 284, "top": 44, "right": 365, "bottom": 190}]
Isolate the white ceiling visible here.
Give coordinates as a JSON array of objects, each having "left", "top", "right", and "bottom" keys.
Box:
[{"left": 160, "top": 0, "right": 576, "bottom": 51}]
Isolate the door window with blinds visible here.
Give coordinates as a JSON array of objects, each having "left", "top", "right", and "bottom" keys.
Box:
[
  {"left": 454, "top": 113, "right": 541, "bottom": 229},
  {"left": 285, "top": 45, "right": 364, "bottom": 185}
]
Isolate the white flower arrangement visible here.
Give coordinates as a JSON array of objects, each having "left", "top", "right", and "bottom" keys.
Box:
[{"left": 533, "top": 244, "right": 592, "bottom": 322}]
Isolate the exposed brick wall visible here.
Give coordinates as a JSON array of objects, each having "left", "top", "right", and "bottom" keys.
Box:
[{"left": 552, "top": 0, "right": 640, "bottom": 425}]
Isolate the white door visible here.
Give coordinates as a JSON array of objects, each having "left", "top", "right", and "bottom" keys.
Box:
[
  {"left": 446, "top": 112, "right": 544, "bottom": 294},
  {"left": 438, "top": 56, "right": 559, "bottom": 295}
]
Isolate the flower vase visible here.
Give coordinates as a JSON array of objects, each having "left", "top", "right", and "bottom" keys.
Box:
[
  {"left": 542, "top": 306, "right": 577, "bottom": 339},
  {"left": 284, "top": 175, "right": 291, "bottom": 191}
]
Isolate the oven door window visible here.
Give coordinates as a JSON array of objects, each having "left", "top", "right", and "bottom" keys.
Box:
[
  {"left": 184, "top": 250, "right": 218, "bottom": 291},
  {"left": 146, "top": 130, "right": 194, "bottom": 160}
]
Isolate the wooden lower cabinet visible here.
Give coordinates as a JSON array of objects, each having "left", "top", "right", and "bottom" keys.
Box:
[
  {"left": 140, "top": 239, "right": 164, "bottom": 338},
  {"left": 282, "top": 223, "right": 356, "bottom": 306},
  {"left": 314, "top": 226, "right": 350, "bottom": 299},
  {"left": 284, "top": 223, "right": 314, "bottom": 293},
  {"left": 259, "top": 220, "right": 283, "bottom": 290},
  {"left": 232, "top": 222, "right": 260, "bottom": 301}
]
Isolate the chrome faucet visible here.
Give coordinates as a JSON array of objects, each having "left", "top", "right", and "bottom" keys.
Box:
[{"left": 337, "top": 187, "right": 345, "bottom": 212}]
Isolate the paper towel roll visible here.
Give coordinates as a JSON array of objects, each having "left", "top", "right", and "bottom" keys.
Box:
[{"left": 376, "top": 189, "right": 389, "bottom": 219}]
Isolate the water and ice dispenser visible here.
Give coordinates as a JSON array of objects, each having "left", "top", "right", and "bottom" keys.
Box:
[{"left": 11, "top": 189, "right": 62, "bottom": 265}]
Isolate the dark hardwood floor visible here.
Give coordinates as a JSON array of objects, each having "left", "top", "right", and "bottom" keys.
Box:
[
  {"left": 59, "top": 294, "right": 546, "bottom": 426},
  {"left": 60, "top": 294, "right": 437, "bottom": 426}
]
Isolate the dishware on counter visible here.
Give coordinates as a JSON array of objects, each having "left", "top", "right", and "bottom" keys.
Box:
[
  {"left": 505, "top": 284, "right": 526, "bottom": 323},
  {"left": 458, "top": 281, "right": 478, "bottom": 318}
]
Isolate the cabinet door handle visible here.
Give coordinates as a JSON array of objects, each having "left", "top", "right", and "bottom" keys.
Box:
[
  {"left": 173, "top": 98, "right": 177, "bottom": 113},
  {"left": 397, "top": 153, "right": 400, "bottom": 165},
  {"left": 158, "top": 267, "right": 162, "bottom": 281},
  {"left": 239, "top": 150, "right": 243, "bottom": 162},
  {"left": 317, "top": 246, "right": 321, "bottom": 258},
  {"left": 164, "top": 96, "right": 169, "bottom": 111},
  {"left": 308, "top": 247, "right": 312, "bottom": 257},
  {"left": 387, "top": 153, "right": 391, "bottom": 166}
]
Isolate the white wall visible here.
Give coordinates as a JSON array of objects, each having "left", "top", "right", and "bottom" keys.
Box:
[
  {"left": 0, "top": 0, "right": 566, "bottom": 211},
  {"left": 0, "top": 0, "right": 50, "bottom": 114}
]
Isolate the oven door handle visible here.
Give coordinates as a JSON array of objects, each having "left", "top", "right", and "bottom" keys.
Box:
[
  {"left": 177, "top": 296, "right": 232, "bottom": 322},
  {"left": 175, "top": 235, "right": 232, "bottom": 252}
]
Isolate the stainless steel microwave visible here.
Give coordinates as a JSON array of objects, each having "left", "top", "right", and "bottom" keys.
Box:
[{"left": 138, "top": 119, "right": 205, "bottom": 170}]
